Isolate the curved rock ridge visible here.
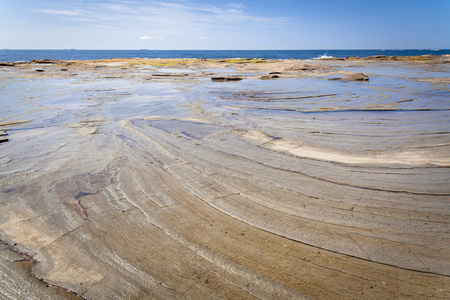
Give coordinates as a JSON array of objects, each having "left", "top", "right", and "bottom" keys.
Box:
[
  {"left": 123, "top": 117, "right": 449, "bottom": 275},
  {"left": 0, "top": 58, "right": 449, "bottom": 299},
  {"left": 240, "top": 130, "right": 450, "bottom": 168}
]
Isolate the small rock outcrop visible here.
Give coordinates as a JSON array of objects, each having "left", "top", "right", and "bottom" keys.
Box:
[
  {"left": 284, "top": 64, "right": 325, "bottom": 71},
  {"left": 30, "top": 59, "right": 61, "bottom": 64},
  {"left": 341, "top": 73, "right": 370, "bottom": 81},
  {"left": 152, "top": 73, "right": 189, "bottom": 77},
  {"left": 211, "top": 75, "right": 243, "bottom": 82},
  {"left": 363, "top": 55, "right": 387, "bottom": 60},
  {"left": 329, "top": 73, "right": 370, "bottom": 82},
  {"left": 0, "top": 130, "right": 7, "bottom": 143},
  {"left": 260, "top": 73, "right": 281, "bottom": 80}
]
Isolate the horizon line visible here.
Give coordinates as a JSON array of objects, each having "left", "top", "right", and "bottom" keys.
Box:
[{"left": 1, "top": 48, "right": 448, "bottom": 51}]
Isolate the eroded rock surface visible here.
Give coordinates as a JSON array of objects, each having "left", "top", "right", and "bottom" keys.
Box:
[
  {"left": 340, "top": 73, "right": 370, "bottom": 81},
  {"left": 0, "top": 58, "right": 449, "bottom": 299}
]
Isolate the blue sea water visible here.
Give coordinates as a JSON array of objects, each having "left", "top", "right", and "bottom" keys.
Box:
[{"left": 1, "top": 49, "right": 449, "bottom": 62}]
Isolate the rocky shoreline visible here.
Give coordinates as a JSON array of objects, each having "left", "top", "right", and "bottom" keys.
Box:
[
  {"left": 0, "top": 56, "right": 449, "bottom": 299},
  {"left": 1, "top": 53, "right": 449, "bottom": 65}
]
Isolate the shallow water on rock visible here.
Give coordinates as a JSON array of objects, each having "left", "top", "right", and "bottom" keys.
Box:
[
  {"left": 0, "top": 60, "right": 449, "bottom": 299},
  {"left": 132, "top": 119, "right": 228, "bottom": 139}
]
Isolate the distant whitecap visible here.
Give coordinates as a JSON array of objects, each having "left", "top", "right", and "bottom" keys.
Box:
[{"left": 312, "top": 53, "right": 334, "bottom": 60}]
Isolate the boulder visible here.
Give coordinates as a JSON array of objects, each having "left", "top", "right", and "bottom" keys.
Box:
[{"left": 0, "top": 62, "right": 15, "bottom": 66}]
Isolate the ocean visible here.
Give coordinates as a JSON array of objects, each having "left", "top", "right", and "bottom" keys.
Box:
[{"left": 1, "top": 49, "right": 449, "bottom": 62}]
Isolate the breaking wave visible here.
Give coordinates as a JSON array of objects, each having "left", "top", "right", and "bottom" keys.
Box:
[{"left": 312, "top": 53, "right": 334, "bottom": 60}]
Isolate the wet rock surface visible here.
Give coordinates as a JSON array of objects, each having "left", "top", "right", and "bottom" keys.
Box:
[
  {"left": 333, "top": 72, "right": 370, "bottom": 81},
  {"left": 211, "top": 75, "right": 243, "bottom": 81},
  {"left": 0, "top": 57, "right": 449, "bottom": 299},
  {"left": 152, "top": 73, "right": 189, "bottom": 77},
  {"left": 283, "top": 63, "right": 326, "bottom": 71}
]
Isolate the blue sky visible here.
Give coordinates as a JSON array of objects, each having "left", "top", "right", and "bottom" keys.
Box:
[{"left": 1, "top": 0, "right": 449, "bottom": 50}]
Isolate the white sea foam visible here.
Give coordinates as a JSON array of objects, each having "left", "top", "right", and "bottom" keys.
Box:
[{"left": 312, "top": 53, "right": 334, "bottom": 60}]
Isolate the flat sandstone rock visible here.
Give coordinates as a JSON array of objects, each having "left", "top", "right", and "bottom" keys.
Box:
[
  {"left": 0, "top": 57, "right": 448, "bottom": 300},
  {"left": 0, "top": 120, "right": 31, "bottom": 127}
]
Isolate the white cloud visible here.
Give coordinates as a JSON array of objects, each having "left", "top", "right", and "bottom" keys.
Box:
[
  {"left": 30, "top": 1, "right": 289, "bottom": 49},
  {"left": 140, "top": 36, "right": 169, "bottom": 41},
  {"left": 34, "top": 9, "right": 82, "bottom": 16},
  {"left": 114, "top": 0, "right": 139, "bottom": 3},
  {"left": 34, "top": 2, "right": 287, "bottom": 30},
  {"left": 227, "top": 3, "right": 246, "bottom": 9}
]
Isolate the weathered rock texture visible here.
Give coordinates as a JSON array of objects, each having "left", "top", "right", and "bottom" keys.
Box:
[
  {"left": 0, "top": 58, "right": 449, "bottom": 299},
  {"left": 341, "top": 73, "right": 370, "bottom": 81}
]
